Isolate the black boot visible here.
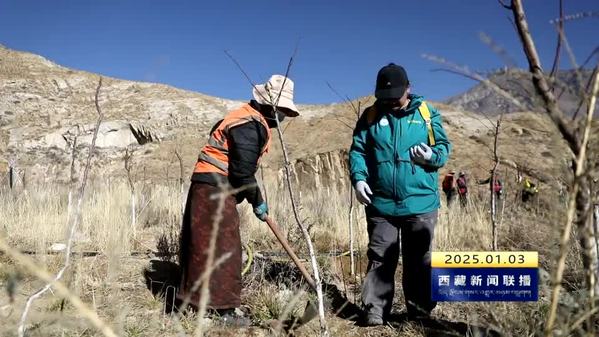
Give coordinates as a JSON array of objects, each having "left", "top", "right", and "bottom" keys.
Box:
[{"left": 406, "top": 305, "right": 432, "bottom": 322}]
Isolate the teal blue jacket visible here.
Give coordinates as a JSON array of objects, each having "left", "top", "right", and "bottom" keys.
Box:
[{"left": 349, "top": 95, "right": 452, "bottom": 216}]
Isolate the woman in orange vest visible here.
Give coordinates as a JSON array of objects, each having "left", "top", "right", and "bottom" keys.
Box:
[{"left": 177, "top": 75, "right": 299, "bottom": 325}]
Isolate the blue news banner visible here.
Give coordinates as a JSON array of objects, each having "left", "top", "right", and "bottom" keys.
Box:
[{"left": 431, "top": 252, "right": 539, "bottom": 302}]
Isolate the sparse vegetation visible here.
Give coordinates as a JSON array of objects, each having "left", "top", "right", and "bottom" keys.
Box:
[{"left": 0, "top": 172, "right": 593, "bottom": 336}]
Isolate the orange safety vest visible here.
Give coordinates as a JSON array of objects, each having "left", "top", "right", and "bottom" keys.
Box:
[{"left": 193, "top": 104, "right": 272, "bottom": 176}]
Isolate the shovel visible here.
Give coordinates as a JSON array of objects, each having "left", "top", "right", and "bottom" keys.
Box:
[{"left": 264, "top": 216, "right": 320, "bottom": 328}]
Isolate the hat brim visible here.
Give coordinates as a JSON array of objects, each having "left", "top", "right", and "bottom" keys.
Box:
[
  {"left": 253, "top": 85, "right": 300, "bottom": 117},
  {"left": 375, "top": 86, "right": 408, "bottom": 100}
]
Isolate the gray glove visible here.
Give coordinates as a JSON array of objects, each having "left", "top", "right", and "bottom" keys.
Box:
[
  {"left": 354, "top": 181, "right": 373, "bottom": 205},
  {"left": 410, "top": 143, "right": 433, "bottom": 165}
]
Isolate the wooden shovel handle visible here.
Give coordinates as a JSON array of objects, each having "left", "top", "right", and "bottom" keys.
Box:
[{"left": 265, "top": 217, "right": 316, "bottom": 290}]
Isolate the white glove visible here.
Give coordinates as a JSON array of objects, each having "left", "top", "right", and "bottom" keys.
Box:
[
  {"left": 410, "top": 143, "right": 433, "bottom": 165},
  {"left": 354, "top": 181, "right": 373, "bottom": 205}
]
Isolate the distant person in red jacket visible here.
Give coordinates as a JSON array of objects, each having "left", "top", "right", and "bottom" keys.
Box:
[
  {"left": 479, "top": 173, "right": 503, "bottom": 200},
  {"left": 441, "top": 170, "right": 457, "bottom": 206}
]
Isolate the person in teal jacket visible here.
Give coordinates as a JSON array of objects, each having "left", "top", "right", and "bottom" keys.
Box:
[{"left": 349, "top": 63, "right": 451, "bottom": 325}]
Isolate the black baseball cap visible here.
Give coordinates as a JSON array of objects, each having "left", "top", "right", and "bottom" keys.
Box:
[{"left": 375, "top": 63, "right": 409, "bottom": 100}]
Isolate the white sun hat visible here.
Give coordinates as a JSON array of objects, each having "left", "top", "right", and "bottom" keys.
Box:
[{"left": 252, "top": 74, "right": 299, "bottom": 117}]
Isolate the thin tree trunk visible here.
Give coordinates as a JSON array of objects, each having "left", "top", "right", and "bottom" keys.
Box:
[
  {"left": 261, "top": 164, "right": 268, "bottom": 205},
  {"left": 274, "top": 120, "right": 329, "bottom": 336},
  {"left": 175, "top": 149, "right": 185, "bottom": 216},
  {"left": 545, "top": 66, "right": 598, "bottom": 336},
  {"left": 506, "top": 1, "right": 598, "bottom": 333},
  {"left": 131, "top": 194, "right": 137, "bottom": 238},
  {"left": 491, "top": 176, "right": 497, "bottom": 251},
  {"left": 124, "top": 148, "right": 136, "bottom": 236},
  {"left": 594, "top": 204, "right": 599, "bottom": 290},
  {"left": 491, "top": 118, "right": 502, "bottom": 251},
  {"left": 8, "top": 165, "right": 13, "bottom": 189},
  {"left": 67, "top": 191, "right": 73, "bottom": 223},
  {"left": 577, "top": 178, "right": 598, "bottom": 335}
]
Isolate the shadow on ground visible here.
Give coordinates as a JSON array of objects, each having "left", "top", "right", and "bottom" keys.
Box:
[
  {"left": 387, "top": 312, "right": 502, "bottom": 337},
  {"left": 143, "top": 259, "right": 180, "bottom": 313},
  {"left": 324, "top": 282, "right": 502, "bottom": 336},
  {"left": 142, "top": 257, "right": 502, "bottom": 336},
  {"left": 259, "top": 256, "right": 502, "bottom": 336}
]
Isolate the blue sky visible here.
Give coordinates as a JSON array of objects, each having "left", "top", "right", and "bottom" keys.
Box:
[{"left": 0, "top": 0, "right": 597, "bottom": 104}]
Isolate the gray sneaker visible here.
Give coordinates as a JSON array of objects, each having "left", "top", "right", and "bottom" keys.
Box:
[{"left": 215, "top": 309, "right": 251, "bottom": 327}]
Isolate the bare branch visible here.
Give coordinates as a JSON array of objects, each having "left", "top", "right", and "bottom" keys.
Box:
[
  {"left": 572, "top": 66, "right": 598, "bottom": 121},
  {"left": 272, "top": 54, "right": 329, "bottom": 335},
  {"left": 272, "top": 43, "right": 299, "bottom": 108},
  {"left": 427, "top": 66, "right": 505, "bottom": 130},
  {"left": 581, "top": 46, "right": 599, "bottom": 69},
  {"left": 223, "top": 49, "right": 270, "bottom": 105},
  {"left": 424, "top": 54, "right": 526, "bottom": 112},
  {"left": 509, "top": 0, "right": 579, "bottom": 154},
  {"left": 545, "top": 61, "right": 599, "bottom": 336},
  {"left": 174, "top": 148, "right": 185, "bottom": 216},
  {"left": 325, "top": 81, "right": 361, "bottom": 279},
  {"left": 282, "top": 117, "right": 295, "bottom": 135},
  {"left": 565, "top": 306, "right": 599, "bottom": 336},
  {"left": 554, "top": 20, "right": 586, "bottom": 103},
  {"left": 174, "top": 149, "right": 184, "bottom": 187},
  {"left": 326, "top": 81, "right": 358, "bottom": 114},
  {"left": 124, "top": 147, "right": 135, "bottom": 192},
  {"left": 549, "top": 11, "right": 599, "bottom": 24},
  {"left": 479, "top": 32, "right": 517, "bottom": 68},
  {"left": 329, "top": 111, "right": 354, "bottom": 128},
  {"left": 491, "top": 116, "right": 503, "bottom": 251},
  {"left": 497, "top": 0, "right": 512, "bottom": 10},
  {"left": 68, "top": 125, "right": 80, "bottom": 186},
  {"left": 124, "top": 146, "right": 137, "bottom": 237},
  {"left": 549, "top": 0, "right": 564, "bottom": 79}
]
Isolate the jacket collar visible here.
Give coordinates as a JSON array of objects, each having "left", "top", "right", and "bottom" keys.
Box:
[{"left": 376, "top": 94, "right": 425, "bottom": 116}]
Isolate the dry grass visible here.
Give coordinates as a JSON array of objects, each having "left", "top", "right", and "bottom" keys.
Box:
[{"left": 0, "top": 176, "right": 591, "bottom": 336}]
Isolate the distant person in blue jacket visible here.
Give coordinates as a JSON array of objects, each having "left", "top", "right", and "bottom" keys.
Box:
[{"left": 349, "top": 63, "right": 452, "bottom": 325}]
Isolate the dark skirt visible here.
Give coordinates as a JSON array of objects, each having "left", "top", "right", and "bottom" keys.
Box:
[{"left": 177, "top": 182, "right": 241, "bottom": 309}]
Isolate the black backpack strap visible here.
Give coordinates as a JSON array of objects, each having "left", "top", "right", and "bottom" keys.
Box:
[{"left": 365, "top": 105, "right": 378, "bottom": 125}]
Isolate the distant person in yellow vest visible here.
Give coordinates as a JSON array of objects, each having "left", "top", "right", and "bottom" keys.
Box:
[
  {"left": 177, "top": 75, "right": 299, "bottom": 326},
  {"left": 521, "top": 177, "right": 538, "bottom": 203}
]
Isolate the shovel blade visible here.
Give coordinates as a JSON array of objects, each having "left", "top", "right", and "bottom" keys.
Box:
[
  {"left": 275, "top": 300, "right": 318, "bottom": 333},
  {"left": 297, "top": 300, "right": 318, "bottom": 325}
]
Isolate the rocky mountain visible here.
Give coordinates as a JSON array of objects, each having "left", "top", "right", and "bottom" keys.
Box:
[
  {"left": 445, "top": 67, "right": 597, "bottom": 117},
  {"left": 0, "top": 44, "right": 574, "bottom": 192},
  {"left": 0, "top": 44, "right": 350, "bottom": 184}
]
